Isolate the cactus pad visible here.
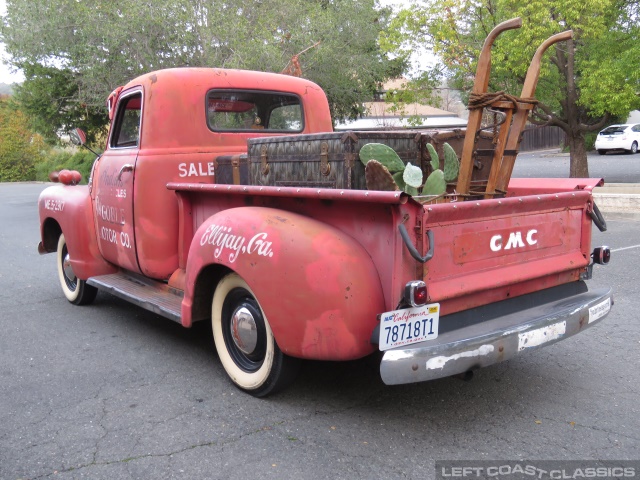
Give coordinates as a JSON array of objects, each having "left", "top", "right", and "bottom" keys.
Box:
[
  {"left": 404, "top": 185, "right": 419, "bottom": 196},
  {"left": 365, "top": 160, "right": 399, "bottom": 191},
  {"left": 403, "top": 162, "right": 423, "bottom": 188},
  {"left": 392, "top": 171, "right": 420, "bottom": 196},
  {"left": 359, "top": 143, "right": 405, "bottom": 173},
  {"left": 426, "top": 143, "right": 440, "bottom": 171},
  {"left": 392, "top": 171, "right": 406, "bottom": 190},
  {"left": 443, "top": 142, "right": 460, "bottom": 182},
  {"left": 422, "top": 169, "right": 446, "bottom": 196}
]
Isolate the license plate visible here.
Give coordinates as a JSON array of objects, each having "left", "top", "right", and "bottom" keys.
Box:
[
  {"left": 379, "top": 303, "right": 440, "bottom": 351},
  {"left": 589, "top": 297, "right": 611, "bottom": 323}
]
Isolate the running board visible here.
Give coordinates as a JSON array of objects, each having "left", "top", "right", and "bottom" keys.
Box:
[{"left": 87, "top": 272, "right": 183, "bottom": 323}]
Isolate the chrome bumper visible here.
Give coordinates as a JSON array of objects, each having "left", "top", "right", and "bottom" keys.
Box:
[{"left": 379, "top": 285, "right": 613, "bottom": 385}]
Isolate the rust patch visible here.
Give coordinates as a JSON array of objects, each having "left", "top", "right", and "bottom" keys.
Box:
[{"left": 150, "top": 74, "right": 157, "bottom": 84}]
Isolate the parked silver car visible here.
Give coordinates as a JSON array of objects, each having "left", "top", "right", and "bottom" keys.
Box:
[{"left": 595, "top": 124, "right": 640, "bottom": 155}]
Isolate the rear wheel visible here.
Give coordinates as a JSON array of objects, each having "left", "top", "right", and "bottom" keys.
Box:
[
  {"left": 57, "top": 234, "right": 98, "bottom": 305},
  {"left": 630, "top": 142, "right": 638, "bottom": 154},
  {"left": 597, "top": 149, "right": 606, "bottom": 155},
  {"left": 211, "top": 273, "right": 300, "bottom": 397}
]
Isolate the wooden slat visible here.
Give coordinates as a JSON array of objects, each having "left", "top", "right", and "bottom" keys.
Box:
[{"left": 457, "top": 18, "right": 522, "bottom": 195}]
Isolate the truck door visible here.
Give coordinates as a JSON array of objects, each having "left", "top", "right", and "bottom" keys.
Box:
[{"left": 93, "top": 89, "right": 142, "bottom": 273}]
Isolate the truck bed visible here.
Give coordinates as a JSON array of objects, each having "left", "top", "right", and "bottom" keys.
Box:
[{"left": 169, "top": 177, "right": 602, "bottom": 319}]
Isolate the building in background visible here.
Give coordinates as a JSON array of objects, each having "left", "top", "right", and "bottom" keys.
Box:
[{"left": 335, "top": 78, "right": 467, "bottom": 131}]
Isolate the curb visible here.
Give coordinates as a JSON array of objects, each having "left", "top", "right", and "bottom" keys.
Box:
[
  {"left": 593, "top": 193, "right": 640, "bottom": 213},
  {"left": 593, "top": 184, "right": 640, "bottom": 213}
]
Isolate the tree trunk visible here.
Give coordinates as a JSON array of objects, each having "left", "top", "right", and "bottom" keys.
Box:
[{"left": 567, "top": 131, "right": 589, "bottom": 178}]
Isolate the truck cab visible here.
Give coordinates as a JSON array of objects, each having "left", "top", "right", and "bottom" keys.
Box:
[{"left": 45, "top": 68, "right": 332, "bottom": 283}]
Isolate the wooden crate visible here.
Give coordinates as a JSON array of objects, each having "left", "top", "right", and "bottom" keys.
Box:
[
  {"left": 420, "top": 129, "right": 496, "bottom": 184},
  {"left": 247, "top": 131, "right": 423, "bottom": 190}
]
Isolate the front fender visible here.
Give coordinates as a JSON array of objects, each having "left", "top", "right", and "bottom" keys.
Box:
[
  {"left": 183, "top": 207, "right": 385, "bottom": 360},
  {"left": 38, "top": 184, "right": 116, "bottom": 280}
]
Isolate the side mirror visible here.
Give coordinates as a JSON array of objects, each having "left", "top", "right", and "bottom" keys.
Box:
[{"left": 69, "top": 128, "right": 87, "bottom": 147}]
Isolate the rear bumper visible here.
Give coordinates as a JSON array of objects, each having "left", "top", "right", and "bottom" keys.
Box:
[
  {"left": 594, "top": 138, "right": 631, "bottom": 150},
  {"left": 379, "top": 284, "right": 613, "bottom": 385}
]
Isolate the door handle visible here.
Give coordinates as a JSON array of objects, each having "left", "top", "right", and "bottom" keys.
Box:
[{"left": 117, "top": 164, "right": 134, "bottom": 181}]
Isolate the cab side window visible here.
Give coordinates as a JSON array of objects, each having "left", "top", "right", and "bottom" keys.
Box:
[{"left": 111, "top": 92, "right": 142, "bottom": 148}]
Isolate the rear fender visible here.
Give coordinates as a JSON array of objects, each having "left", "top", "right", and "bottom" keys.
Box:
[
  {"left": 183, "top": 207, "right": 385, "bottom": 360},
  {"left": 38, "top": 184, "right": 116, "bottom": 279}
]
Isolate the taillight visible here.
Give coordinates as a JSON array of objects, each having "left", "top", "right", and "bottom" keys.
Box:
[
  {"left": 404, "top": 281, "right": 428, "bottom": 307},
  {"left": 592, "top": 246, "right": 611, "bottom": 265}
]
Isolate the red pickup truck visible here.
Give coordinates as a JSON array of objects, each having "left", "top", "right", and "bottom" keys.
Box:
[{"left": 37, "top": 66, "right": 613, "bottom": 397}]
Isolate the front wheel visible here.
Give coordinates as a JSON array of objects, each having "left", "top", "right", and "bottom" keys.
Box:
[
  {"left": 212, "top": 273, "right": 300, "bottom": 397},
  {"left": 597, "top": 149, "right": 606, "bottom": 155},
  {"left": 57, "top": 234, "right": 97, "bottom": 305}
]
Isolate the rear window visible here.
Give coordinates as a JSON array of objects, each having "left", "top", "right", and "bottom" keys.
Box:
[
  {"left": 206, "top": 90, "right": 303, "bottom": 133},
  {"left": 600, "top": 126, "right": 627, "bottom": 135}
]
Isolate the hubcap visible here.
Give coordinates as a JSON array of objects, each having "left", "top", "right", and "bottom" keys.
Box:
[
  {"left": 63, "top": 252, "right": 77, "bottom": 283},
  {"left": 231, "top": 306, "right": 258, "bottom": 355},
  {"left": 221, "top": 288, "right": 267, "bottom": 372}
]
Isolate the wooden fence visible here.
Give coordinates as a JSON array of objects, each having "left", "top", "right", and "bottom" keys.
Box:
[{"left": 519, "top": 125, "right": 564, "bottom": 151}]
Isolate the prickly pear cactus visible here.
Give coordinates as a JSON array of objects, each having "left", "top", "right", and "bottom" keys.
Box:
[
  {"left": 404, "top": 185, "right": 419, "bottom": 196},
  {"left": 359, "top": 143, "right": 405, "bottom": 173},
  {"left": 403, "top": 163, "right": 423, "bottom": 188},
  {"left": 426, "top": 143, "right": 440, "bottom": 171},
  {"left": 392, "top": 171, "right": 406, "bottom": 190},
  {"left": 443, "top": 143, "right": 460, "bottom": 182},
  {"left": 422, "top": 169, "right": 446, "bottom": 196},
  {"left": 365, "top": 159, "right": 399, "bottom": 191}
]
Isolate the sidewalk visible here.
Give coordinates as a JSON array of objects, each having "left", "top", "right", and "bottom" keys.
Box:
[{"left": 593, "top": 184, "right": 640, "bottom": 214}]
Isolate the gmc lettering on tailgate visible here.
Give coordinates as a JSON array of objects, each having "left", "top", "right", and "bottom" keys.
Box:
[
  {"left": 453, "top": 222, "right": 565, "bottom": 264},
  {"left": 490, "top": 229, "right": 537, "bottom": 252}
]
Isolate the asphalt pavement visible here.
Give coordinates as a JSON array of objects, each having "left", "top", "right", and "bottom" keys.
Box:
[
  {"left": 515, "top": 149, "right": 640, "bottom": 213},
  {"left": 514, "top": 149, "right": 640, "bottom": 184},
  {"left": 1, "top": 182, "right": 638, "bottom": 480}
]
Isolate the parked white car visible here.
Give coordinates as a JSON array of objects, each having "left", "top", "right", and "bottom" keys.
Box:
[{"left": 595, "top": 124, "right": 640, "bottom": 155}]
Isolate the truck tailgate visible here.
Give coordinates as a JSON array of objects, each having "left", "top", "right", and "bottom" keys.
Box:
[{"left": 421, "top": 188, "right": 595, "bottom": 315}]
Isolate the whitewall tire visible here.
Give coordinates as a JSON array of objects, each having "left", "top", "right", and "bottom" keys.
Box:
[
  {"left": 211, "top": 273, "right": 299, "bottom": 397},
  {"left": 56, "top": 234, "right": 97, "bottom": 305}
]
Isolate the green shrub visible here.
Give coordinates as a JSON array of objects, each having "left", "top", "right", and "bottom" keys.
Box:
[
  {"left": 35, "top": 149, "right": 99, "bottom": 184},
  {"left": 0, "top": 97, "right": 47, "bottom": 182},
  {"left": 584, "top": 132, "right": 597, "bottom": 152}
]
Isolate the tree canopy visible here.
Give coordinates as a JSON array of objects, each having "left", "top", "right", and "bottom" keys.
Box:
[
  {"left": 1, "top": 0, "right": 403, "bottom": 142},
  {"left": 383, "top": 0, "right": 640, "bottom": 176}
]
